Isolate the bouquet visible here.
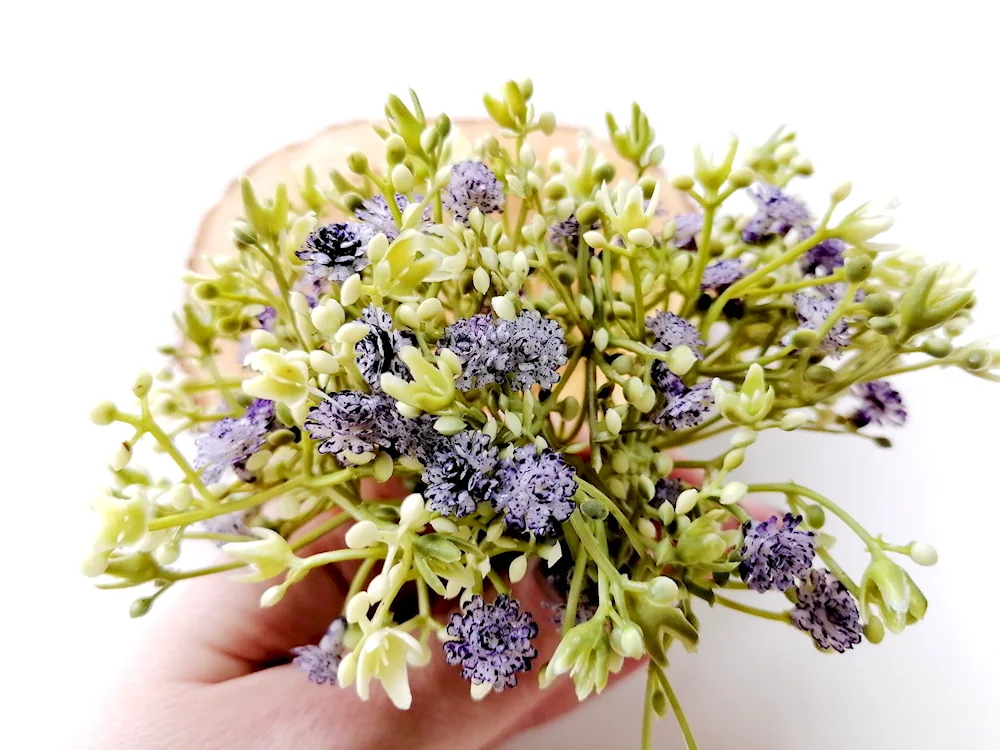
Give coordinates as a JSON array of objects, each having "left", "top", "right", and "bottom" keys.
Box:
[{"left": 84, "top": 80, "right": 996, "bottom": 748}]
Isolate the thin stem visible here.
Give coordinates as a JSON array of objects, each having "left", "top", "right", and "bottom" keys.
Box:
[
  {"left": 653, "top": 664, "right": 700, "bottom": 750},
  {"left": 641, "top": 663, "right": 657, "bottom": 750},
  {"left": 714, "top": 595, "right": 791, "bottom": 622}
]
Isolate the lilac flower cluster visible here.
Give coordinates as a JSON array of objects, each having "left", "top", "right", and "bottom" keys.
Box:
[
  {"left": 800, "top": 232, "right": 847, "bottom": 277},
  {"left": 420, "top": 430, "right": 499, "bottom": 517},
  {"left": 354, "top": 193, "right": 432, "bottom": 241},
  {"left": 292, "top": 618, "right": 347, "bottom": 686},
  {"left": 444, "top": 595, "right": 538, "bottom": 692},
  {"left": 194, "top": 399, "right": 275, "bottom": 483},
  {"left": 296, "top": 222, "right": 371, "bottom": 283},
  {"left": 437, "top": 310, "right": 567, "bottom": 391},
  {"left": 789, "top": 292, "right": 850, "bottom": 355},
  {"left": 739, "top": 514, "right": 816, "bottom": 592},
  {"left": 700, "top": 259, "right": 749, "bottom": 291},
  {"left": 354, "top": 306, "right": 416, "bottom": 392},
  {"left": 489, "top": 446, "right": 577, "bottom": 537},
  {"left": 671, "top": 213, "right": 703, "bottom": 250},
  {"left": 304, "top": 392, "right": 434, "bottom": 461},
  {"left": 651, "top": 477, "right": 683, "bottom": 509},
  {"left": 851, "top": 380, "right": 907, "bottom": 428},
  {"left": 647, "top": 312, "right": 706, "bottom": 357},
  {"left": 790, "top": 569, "right": 863, "bottom": 652},
  {"left": 742, "top": 185, "right": 810, "bottom": 244},
  {"left": 443, "top": 161, "right": 505, "bottom": 225}
]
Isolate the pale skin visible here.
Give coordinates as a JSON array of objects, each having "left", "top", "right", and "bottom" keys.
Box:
[{"left": 81, "top": 469, "right": 766, "bottom": 750}]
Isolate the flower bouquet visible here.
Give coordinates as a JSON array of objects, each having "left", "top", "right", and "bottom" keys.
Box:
[{"left": 84, "top": 80, "right": 996, "bottom": 748}]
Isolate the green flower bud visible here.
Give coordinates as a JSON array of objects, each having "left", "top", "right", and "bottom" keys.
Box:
[
  {"left": 963, "top": 348, "right": 990, "bottom": 371},
  {"left": 380, "top": 346, "right": 456, "bottom": 414},
  {"left": 581, "top": 498, "right": 608, "bottom": 520},
  {"left": 860, "top": 556, "right": 927, "bottom": 634},
  {"left": 90, "top": 401, "right": 118, "bottom": 426},
  {"left": 342, "top": 192, "right": 366, "bottom": 212},
  {"left": 863, "top": 293, "right": 894, "bottom": 317},
  {"left": 575, "top": 201, "right": 600, "bottom": 227},
  {"left": 711, "top": 364, "right": 775, "bottom": 425},
  {"left": 789, "top": 329, "right": 818, "bottom": 348},
  {"left": 802, "top": 503, "right": 825, "bottom": 528},
  {"left": 549, "top": 616, "right": 615, "bottom": 700},
  {"left": 863, "top": 615, "right": 885, "bottom": 644},
  {"left": 385, "top": 134, "right": 407, "bottom": 165},
  {"left": 804, "top": 365, "right": 834, "bottom": 383},
  {"left": 727, "top": 166, "right": 755, "bottom": 188},
  {"left": 898, "top": 265, "right": 974, "bottom": 336},
  {"left": 132, "top": 372, "right": 153, "bottom": 398},
  {"left": 419, "top": 127, "right": 439, "bottom": 154},
  {"left": 130, "top": 596, "right": 154, "bottom": 618},
  {"left": 867, "top": 316, "right": 898, "bottom": 335},
  {"left": 611, "top": 450, "right": 630, "bottom": 474},
  {"left": 346, "top": 151, "right": 369, "bottom": 175},
  {"left": 920, "top": 338, "right": 952, "bottom": 358},
  {"left": 844, "top": 256, "right": 872, "bottom": 282},
  {"left": 538, "top": 111, "right": 557, "bottom": 135},
  {"left": 560, "top": 396, "right": 581, "bottom": 420},
  {"left": 610, "top": 622, "right": 645, "bottom": 659},
  {"left": 669, "top": 174, "right": 695, "bottom": 191}
]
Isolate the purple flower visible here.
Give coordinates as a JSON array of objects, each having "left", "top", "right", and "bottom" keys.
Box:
[
  {"left": 800, "top": 232, "right": 847, "bottom": 277},
  {"left": 789, "top": 292, "right": 850, "bottom": 355},
  {"left": 495, "top": 310, "right": 567, "bottom": 391},
  {"left": 257, "top": 306, "right": 277, "bottom": 331},
  {"left": 199, "top": 510, "right": 252, "bottom": 541},
  {"left": 543, "top": 557, "right": 598, "bottom": 626},
  {"left": 651, "top": 382, "right": 714, "bottom": 431},
  {"left": 438, "top": 311, "right": 567, "bottom": 392},
  {"left": 791, "top": 569, "right": 863, "bottom": 653},
  {"left": 354, "top": 306, "right": 416, "bottom": 392},
  {"left": 444, "top": 595, "right": 538, "bottom": 692},
  {"left": 421, "top": 431, "right": 499, "bottom": 517},
  {"left": 292, "top": 618, "right": 347, "bottom": 686},
  {"left": 739, "top": 514, "right": 816, "bottom": 593},
  {"left": 672, "top": 213, "right": 703, "bottom": 250},
  {"left": 742, "top": 185, "right": 810, "bottom": 244},
  {"left": 304, "top": 392, "right": 406, "bottom": 459},
  {"left": 652, "top": 477, "right": 683, "bottom": 509},
  {"left": 647, "top": 312, "right": 705, "bottom": 357},
  {"left": 549, "top": 215, "right": 583, "bottom": 249},
  {"left": 296, "top": 222, "right": 370, "bottom": 283},
  {"left": 194, "top": 399, "right": 275, "bottom": 484},
  {"left": 700, "top": 259, "right": 749, "bottom": 291},
  {"left": 489, "top": 445, "right": 577, "bottom": 537},
  {"left": 851, "top": 380, "right": 907, "bottom": 428},
  {"left": 355, "top": 194, "right": 430, "bottom": 241},
  {"left": 443, "top": 161, "right": 505, "bottom": 226}
]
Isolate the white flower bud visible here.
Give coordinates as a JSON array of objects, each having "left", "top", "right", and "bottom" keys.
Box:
[
  {"left": 311, "top": 305, "right": 342, "bottom": 335},
  {"left": 508, "top": 554, "right": 528, "bottom": 583},
  {"left": 483, "top": 416, "right": 498, "bottom": 440},
  {"left": 723, "top": 448, "right": 745, "bottom": 471},
  {"left": 779, "top": 411, "right": 809, "bottom": 431},
  {"left": 675, "top": 488, "right": 699, "bottom": 515},
  {"left": 492, "top": 296, "right": 516, "bottom": 321},
  {"left": 593, "top": 327, "right": 609, "bottom": 351},
  {"left": 627, "top": 228, "right": 655, "bottom": 248},
  {"left": 250, "top": 329, "right": 279, "bottom": 351},
  {"left": 610, "top": 622, "right": 645, "bottom": 659},
  {"left": 309, "top": 350, "right": 340, "bottom": 375},
  {"left": 417, "top": 297, "right": 442, "bottom": 321},
  {"left": 579, "top": 296, "right": 595, "bottom": 320},
  {"left": 430, "top": 517, "right": 459, "bottom": 534},
  {"left": 653, "top": 452, "right": 674, "bottom": 476},
  {"left": 479, "top": 246, "right": 499, "bottom": 271},
  {"left": 335, "top": 322, "right": 370, "bottom": 347},
  {"left": 909, "top": 541, "right": 938, "bottom": 566},
  {"left": 504, "top": 411, "right": 523, "bottom": 437},
  {"left": 583, "top": 230, "right": 607, "bottom": 249},
  {"left": 719, "top": 481, "right": 748, "bottom": 505},
  {"left": 110, "top": 442, "right": 132, "bottom": 471},
  {"left": 605, "top": 408, "right": 622, "bottom": 435},
  {"left": 665, "top": 346, "right": 696, "bottom": 376},
  {"left": 345, "top": 520, "right": 380, "bottom": 549},
  {"left": 730, "top": 427, "right": 757, "bottom": 448},
  {"left": 638, "top": 518, "right": 657, "bottom": 539},
  {"left": 391, "top": 164, "right": 414, "bottom": 193},
  {"left": 648, "top": 576, "right": 679, "bottom": 605},
  {"left": 399, "top": 493, "right": 426, "bottom": 528},
  {"left": 346, "top": 591, "right": 371, "bottom": 623},
  {"left": 473, "top": 266, "right": 491, "bottom": 295},
  {"left": 519, "top": 143, "right": 535, "bottom": 168},
  {"left": 470, "top": 680, "right": 493, "bottom": 701},
  {"left": 832, "top": 181, "right": 853, "bottom": 203},
  {"left": 340, "top": 274, "right": 362, "bottom": 306},
  {"left": 90, "top": 401, "right": 118, "bottom": 426},
  {"left": 513, "top": 251, "right": 529, "bottom": 277},
  {"left": 434, "top": 415, "right": 466, "bottom": 435},
  {"left": 373, "top": 451, "right": 394, "bottom": 483},
  {"left": 164, "top": 483, "right": 193, "bottom": 511}
]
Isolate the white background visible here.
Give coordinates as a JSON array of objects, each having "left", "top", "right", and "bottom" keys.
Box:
[{"left": 2, "top": 2, "right": 999, "bottom": 748}]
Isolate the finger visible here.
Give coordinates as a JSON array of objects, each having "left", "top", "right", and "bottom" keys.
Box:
[{"left": 139, "top": 475, "right": 414, "bottom": 682}]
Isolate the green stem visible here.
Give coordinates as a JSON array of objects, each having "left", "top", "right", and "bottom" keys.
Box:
[
  {"left": 715, "top": 595, "right": 791, "bottom": 622},
  {"left": 641, "top": 662, "right": 657, "bottom": 750},
  {"left": 653, "top": 664, "right": 699, "bottom": 750}
]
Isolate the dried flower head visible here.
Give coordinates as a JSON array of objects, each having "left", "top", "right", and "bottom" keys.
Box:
[
  {"left": 444, "top": 595, "right": 538, "bottom": 692},
  {"left": 421, "top": 430, "right": 499, "bottom": 517},
  {"left": 851, "top": 380, "right": 907, "bottom": 428},
  {"left": 740, "top": 514, "right": 816, "bottom": 592},
  {"left": 700, "top": 259, "right": 749, "bottom": 291},
  {"left": 355, "top": 306, "right": 416, "bottom": 392},
  {"left": 296, "top": 222, "right": 370, "bottom": 283},
  {"left": 304, "top": 392, "right": 405, "bottom": 459},
  {"left": 292, "top": 617, "right": 347, "bottom": 686},
  {"left": 742, "top": 184, "right": 810, "bottom": 244},
  {"left": 489, "top": 446, "right": 577, "bottom": 536},
  {"left": 443, "top": 161, "right": 506, "bottom": 225},
  {"left": 194, "top": 399, "right": 275, "bottom": 483},
  {"left": 791, "top": 569, "right": 863, "bottom": 652}
]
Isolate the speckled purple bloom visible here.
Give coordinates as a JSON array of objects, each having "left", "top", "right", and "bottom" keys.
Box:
[
  {"left": 851, "top": 380, "right": 907, "bottom": 428},
  {"left": 355, "top": 193, "right": 430, "bottom": 241},
  {"left": 652, "top": 477, "right": 683, "bottom": 509},
  {"left": 791, "top": 569, "right": 863, "bottom": 653},
  {"left": 647, "top": 311, "right": 705, "bottom": 358},
  {"left": 740, "top": 514, "right": 816, "bottom": 593},
  {"left": 800, "top": 232, "right": 847, "bottom": 277},
  {"left": 489, "top": 446, "right": 577, "bottom": 537},
  {"left": 194, "top": 399, "right": 275, "bottom": 483},
  {"left": 444, "top": 595, "right": 538, "bottom": 692},
  {"left": 672, "top": 213, "right": 703, "bottom": 250},
  {"left": 354, "top": 306, "right": 416, "bottom": 392},
  {"left": 789, "top": 292, "right": 850, "bottom": 355},
  {"left": 443, "top": 161, "right": 505, "bottom": 225},
  {"left": 651, "top": 382, "right": 714, "bottom": 431},
  {"left": 257, "top": 306, "right": 277, "bottom": 331},
  {"left": 742, "top": 185, "right": 810, "bottom": 244},
  {"left": 296, "top": 222, "right": 370, "bottom": 283},
  {"left": 543, "top": 558, "right": 598, "bottom": 626},
  {"left": 304, "top": 392, "right": 406, "bottom": 459},
  {"left": 292, "top": 618, "right": 347, "bottom": 686},
  {"left": 421, "top": 431, "right": 499, "bottom": 517},
  {"left": 549, "top": 215, "right": 583, "bottom": 249},
  {"left": 438, "top": 311, "right": 566, "bottom": 392},
  {"left": 700, "top": 259, "right": 749, "bottom": 291}
]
